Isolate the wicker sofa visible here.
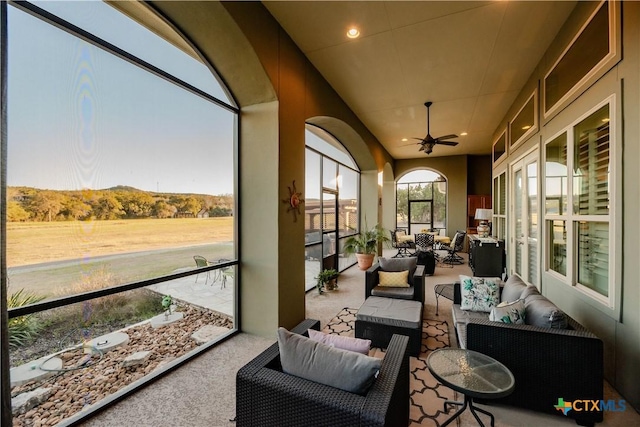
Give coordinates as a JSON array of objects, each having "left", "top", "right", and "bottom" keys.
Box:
[
  {"left": 236, "top": 319, "right": 410, "bottom": 427},
  {"left": 451, "top": 275, "right": 604, "bottom": 426}
]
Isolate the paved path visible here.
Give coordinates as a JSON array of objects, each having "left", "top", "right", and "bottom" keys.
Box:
[{"left": 146, "top": 267, "right": 234, "bottom": 316}]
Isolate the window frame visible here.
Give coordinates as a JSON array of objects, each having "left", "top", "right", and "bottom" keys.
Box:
[
  {"left": 543, "top": 0, "right": 621, "bottom": 121},
  {"left": 543, "top": 95, "right": 618, "bottom": 313},
  {"left": 304, "top": 125, "right": 360, "bottom": 290},
  {"left": 509, "top": 89, "right": 539, "bottom": 151},
  {"left": 492, "top": 129, "right": 507, "bottom": 165},
  {"left": 2, "top": 2, "right": 241, "bottom": 424}
]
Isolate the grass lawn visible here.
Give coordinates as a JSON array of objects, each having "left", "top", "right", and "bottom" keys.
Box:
[{"left": 6, "top": 217, "right": 235, "bottom": 298}]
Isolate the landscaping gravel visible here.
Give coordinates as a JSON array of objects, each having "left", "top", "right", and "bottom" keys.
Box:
[{"left": 10, "top": 305, "right": 233, "bottom": 427}]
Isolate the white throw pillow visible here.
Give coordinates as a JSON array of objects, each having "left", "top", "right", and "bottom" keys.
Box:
[
  {"left": 489, "top": 299, "right": 526, "bottom": 324},
  {"left": 307, "top": 329, "right": 371, "bottom": 354},
  {"left": 460, "top": 275, "right": 500, "bottom": 312}
]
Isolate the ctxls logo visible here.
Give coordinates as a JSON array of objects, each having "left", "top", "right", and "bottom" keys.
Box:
[{"left": 554, "top": 398, "right": 626, "bottom": 415}]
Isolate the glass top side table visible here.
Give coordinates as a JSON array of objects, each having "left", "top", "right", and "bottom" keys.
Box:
[{"left": 427, "top": 348, "right": 515, "bottom": 427}]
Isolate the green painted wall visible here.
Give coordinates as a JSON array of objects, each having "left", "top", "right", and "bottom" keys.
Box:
[{"left": 491, "top": 1, "right": 640, "bottom": 409}]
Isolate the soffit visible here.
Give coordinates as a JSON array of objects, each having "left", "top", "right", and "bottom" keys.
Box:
[{"left": 264, "top": 1, "right": 577, "bottom": 159}]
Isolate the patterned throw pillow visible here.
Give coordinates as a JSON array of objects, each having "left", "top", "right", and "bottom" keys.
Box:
[
  {"left": 489, "top": 299, "right": 526, "bottom": 324},
  {"left": 460, "top": 275, "right": 500, "bottom": 312},
  {"left": 378, "top": 270, "right": 409, "bottom": 287}
]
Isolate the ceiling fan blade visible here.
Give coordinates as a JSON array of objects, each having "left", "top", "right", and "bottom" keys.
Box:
[
  {"left": 435, "top": 140, "right": 459, "bottom": 146},
  {"left": 418, "top": 145, "right": 425, "bottom": 151},
  {"left": 435, "top": 134, "right": 458, "bottom": 140}
]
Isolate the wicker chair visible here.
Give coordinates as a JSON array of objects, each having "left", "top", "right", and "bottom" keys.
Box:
[
  {"left": 236, "top": 319, "right": 410, "bottom": 427},
  {"left": 365, "top": 259, "right": 426, "bottom": 304}
]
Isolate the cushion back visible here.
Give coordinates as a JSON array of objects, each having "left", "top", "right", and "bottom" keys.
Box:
[
  {"left": 501, "top": 275, "right": 528, "bottom": 302},
  {"left": 379, "top": 256, "right": 417, "bottom": 280}
]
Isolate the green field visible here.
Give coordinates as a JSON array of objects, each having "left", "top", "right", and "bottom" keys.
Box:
[{"left": 6, "top": 217, "right": 235, "bottom": 298}]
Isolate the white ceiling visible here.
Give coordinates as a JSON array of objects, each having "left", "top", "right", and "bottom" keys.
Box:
[{"left": 264, "top": 1, "right": 577, "bottom": 159}]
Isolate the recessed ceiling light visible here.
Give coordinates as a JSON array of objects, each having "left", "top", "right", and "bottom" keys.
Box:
[
  {"left": 460, "top": 132, "right": 468, "bottom": 136},
  {"left": 401, "top": 138, "right": 408, "bottom": 142},
  {"left": 346, "top": 28, "right": 360, "bottom": 39}
]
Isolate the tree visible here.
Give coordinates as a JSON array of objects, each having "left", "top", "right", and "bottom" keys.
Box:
[
  {"left": 61, "top": 197, "right": 92, "bottom": 220},
  {"left": 119, "top": 191, "right": 155, "bottom": 218},
  {"left": 92, "top": 194, "right": 125, "bottom": 220},
  {"left": 153, "top": 200, "right": 177, "bottom": 219},
  {"left": 28, "top": 191, "right": 63, "bottom": 221},
  {"left": 7, "top": 201, "right": 30, "bottom": 222}
]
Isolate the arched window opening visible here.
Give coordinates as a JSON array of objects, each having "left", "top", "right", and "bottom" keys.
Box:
[
  {"left": 2, "top": 2, "right": 238, "bottom": 424},
  {"left": 396, "top": 170, "right": 448, "bottom": 235},
  {"left": 305, "top": 125, "right": 359, "bottom": 292}
]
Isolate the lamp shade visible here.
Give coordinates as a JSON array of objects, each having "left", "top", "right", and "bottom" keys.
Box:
[{"left": 474, "top": 208, "right": 493, "bottom": 221}]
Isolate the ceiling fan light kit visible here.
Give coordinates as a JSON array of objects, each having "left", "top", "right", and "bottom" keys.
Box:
[{"left": 412, "top": 101, "right": 459, "bottom": 155}]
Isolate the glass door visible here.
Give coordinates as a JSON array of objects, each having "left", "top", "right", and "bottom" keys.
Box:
[
  {"left": 322, "top": 192, "right": 338, "bottom": 272},
  {"left": 511, "top": 151, "right": 539, "bottom": 287},
  {"left": 408, "top": 200, "right": 433, "bottom": 235}
]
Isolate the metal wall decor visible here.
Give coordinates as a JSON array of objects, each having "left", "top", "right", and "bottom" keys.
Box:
[{"left": 283, "top": 180, "right": 304, "bottom": 221}]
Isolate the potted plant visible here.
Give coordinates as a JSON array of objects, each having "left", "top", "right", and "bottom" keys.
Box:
[
  {"left": 343, "top": 223, "right": 390, "bottom": 270},
  {"left": 315, "top": 268, "right": 339, "bottom": 294}
]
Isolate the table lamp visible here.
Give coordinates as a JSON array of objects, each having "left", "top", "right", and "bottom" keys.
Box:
[{"left": 475, "top": 208, "right": 493, "bottom": 237}]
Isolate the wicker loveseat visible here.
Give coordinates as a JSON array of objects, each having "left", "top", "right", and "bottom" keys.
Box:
[
  {"left": 451, "top": 275, "right": 604, "bottom": 426},
  {"left": 236, "top": 319, "right": 410, "bottom": 427}
]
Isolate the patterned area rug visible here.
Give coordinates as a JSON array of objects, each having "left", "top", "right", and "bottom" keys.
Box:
[{"left": 324, "top": 308, "right": 456, "bottom": 427}]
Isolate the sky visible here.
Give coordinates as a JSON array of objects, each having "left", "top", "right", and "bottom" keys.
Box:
[{"left": 7, "top": 1, "right": 236, "bottom": 196}]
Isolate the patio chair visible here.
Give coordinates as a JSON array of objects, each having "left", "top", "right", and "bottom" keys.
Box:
[
  {"left": 210, "top": 258, "right": 232, "bottom": 289},
  {"left": 390, "top": 229, "right": 415, "bottom": 258},
  {"left": 193, "top": 255, "right": 211, "bottom": 284},
  {"left": 440, "top": 231, "right": 467, "bottom": 266},
  {"left": 414, "top": 233, "right": 436, "bottom": 275},
  {"left": 236, "top": 319, "right": 410, "bottom": 427}
]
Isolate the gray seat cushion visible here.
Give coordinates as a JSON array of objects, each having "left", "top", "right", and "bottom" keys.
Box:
[
  {"left": 356, "top": 296, "right": 422, "bottom": 329},
  {"left": 451, "top": 304, "right": 492, "bottom": 349},
  {"left": 371, "top": 285, "right": 414, "bottom": 300}
]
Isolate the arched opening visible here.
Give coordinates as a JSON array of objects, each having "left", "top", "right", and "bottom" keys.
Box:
[
  {"left": 396, "top": 169, "right": 449, "bottom": 236},
  {"left": 304, "top": 125, "right": 360, "bottom": 292}
]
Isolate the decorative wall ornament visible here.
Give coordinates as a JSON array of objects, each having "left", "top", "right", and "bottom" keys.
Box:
[{"left": 283, "top": 180, "right": 304, "bottom": 222}]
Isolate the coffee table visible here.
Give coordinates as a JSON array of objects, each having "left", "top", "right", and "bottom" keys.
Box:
[{"left": 426, "top": 348, "right": 515, "bottom": 427}]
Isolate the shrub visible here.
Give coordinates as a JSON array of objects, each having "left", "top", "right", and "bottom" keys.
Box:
[{"left": 8, "top": 289, "right": 46, "bottom": 348}]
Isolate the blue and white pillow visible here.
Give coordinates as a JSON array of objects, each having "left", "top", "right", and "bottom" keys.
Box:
[
  {"left": 489, "top": 299, "right": 526, "bottom": 324},
  {"left": 460, "top": 275, "right": 500, "bottom": 312}
]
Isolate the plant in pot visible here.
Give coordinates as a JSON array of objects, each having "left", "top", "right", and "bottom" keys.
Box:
[
  {"left": 315, "top": 268, "right": 339, "bottom": 294},
  {"left": 343, "top": 223, "right": 390, "bottom": 270}
]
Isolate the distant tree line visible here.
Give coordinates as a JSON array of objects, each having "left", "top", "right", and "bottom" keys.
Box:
[{"left": 6, "top": 186, "right": 233, "bottom": 222}]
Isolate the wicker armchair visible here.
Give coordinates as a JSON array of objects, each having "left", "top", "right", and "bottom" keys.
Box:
[
  {"left": 366, "top": 261, "right": 426, "bottom": 304},
  {"left": 236, "top": 319, "right": 410, "bottom": 427}
]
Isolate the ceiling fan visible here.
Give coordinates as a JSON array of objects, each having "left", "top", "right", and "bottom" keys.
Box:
[{"left": 412, "top": 101, "right": 459, "bottom": 155}]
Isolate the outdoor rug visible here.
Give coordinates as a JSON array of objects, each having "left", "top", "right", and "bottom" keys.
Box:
[{"left": 324, "top": 308, "right": 456, "bottom": 427}]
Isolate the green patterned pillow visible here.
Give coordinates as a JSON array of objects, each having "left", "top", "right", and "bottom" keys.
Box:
[
  {"left": 460, "top": 275, "right": 500, "bottom": 312},
  {"left": 489, "top": 299, "right": 526, "bottom": 324}
]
